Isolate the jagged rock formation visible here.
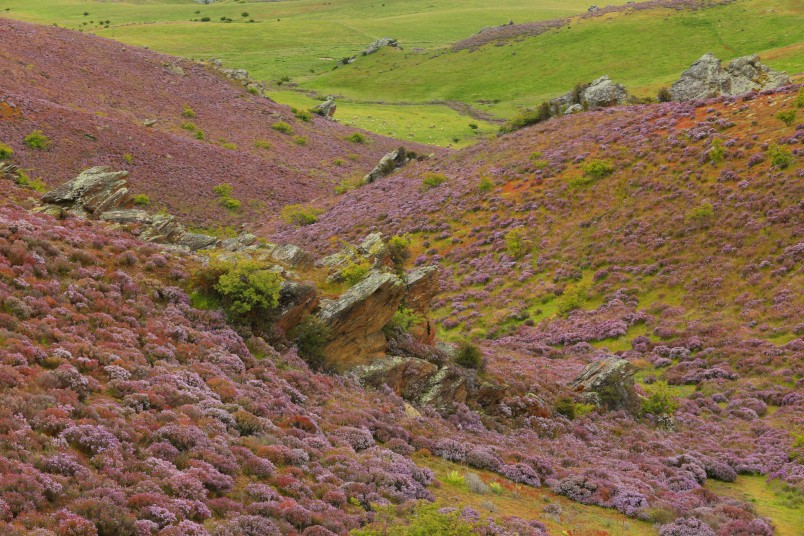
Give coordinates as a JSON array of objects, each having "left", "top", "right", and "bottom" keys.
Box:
[
  {"left": 41, "top": 167, "right": 129, "bottom": 218},
  {"left": 317, "top": 271, "right": 407, "bottom": 370},
  {"left": 551, "top": 75, "right": 629, "bottom": 115},
  {"left": 321, "top": 233, "right": 393, "bottom": 280},
  {"left": 312, "top": 96, "right": 337, "bottom": 118},
  {"left": 670, "top": 53, "right": 791, "bottom": 101},
  {"left": 355, "top": 355, "right": 506, "bottom": 410},
  {"left": 364, "top": 147, "right": 421, "bottom": 183},
  {"left": 570, "top": 357, "right": 639, "bottom": 411},
  {"left": 274, "top": 282, "right": 320, "bottom": 334},
  {"left": 340, "top": 37, "right": 400, "bottom": 65}
]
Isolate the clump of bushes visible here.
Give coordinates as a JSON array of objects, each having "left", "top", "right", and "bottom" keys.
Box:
[
  {"left": 388, "top": 234, "right": 411, "bottom": 269},
  {"left": 281, "top": 203, "right": 321, "bottom": 226},
  {"left": 455, "top": 341, "right": 484, "bottom": 371},
  {"left": 504, "top": 228, "right": 528, "bottom": 260},
  {"left": 642, "top": 381, "right": 679, "bottom": 416},
  {"left": 192, "top": 255, "right": 283, "bottom": 317},
  {"left": 775, "top": 109, "right": 796, "bottom": 127},
  {"left": 767, "top": 143, "right": 794, "bottom": 169},
  {"left": 0, "top": 142, "right": 13, "bottom": 160},
  {"left": 557, "top": 284, "right": 588, "bottom": 315},
  {"left": 340, "top": 259, "right": 371, "bottom": 286},
  {"left": 421, "top": 172, "right": 447, "bottom": 190},
  {"left": 500, "top": 102, "right": 551, "bottom": 133},
  {"left": 132, "top": 194, "right": 151, "bottom": 206},
  {"left": 293, "top": 108, "right": 311, "bottom": 122},
  {"left": 212, "top": 183, "right": 241, "bottom": 211},
  {"left": 657, "top": 87, "right": 672, "bottom": 102},
  {"left": 291, "top": 315, "right": 330, "bottom": 370},
  {"left": 345, "top": 132, "right": 368, "bottom": 144},
  {"left": 709, "top": 138, "right": 725, "bottom": 164},
  {"left": 478, "top": 176, "right": 493, "bottom": 192},
  {"left": 686, "top": 200, "right": 714, "bottom": 222},
  {"left": 254, "top": 140, "right": 271, "bottom": 150},
  {"left": 383, "top": 307, "right": 423, "bottom": 336},
  {"left": 23, "top": 130, "right": 51, "bottom": 149},
  {"left": 581, "top": 159, "right": 614, "bottom": 179},
  {"left": 181, "top": 105, "right": 196, "bottom": 118},
  {"left": 271, "top": 121, "right": 293, "bottom": 135},
  {"left": 293, "top": 136, "right": 307, "bottom": 146},
  {"left": 335, "top": 175, "right": 366, "bottom": 194}
]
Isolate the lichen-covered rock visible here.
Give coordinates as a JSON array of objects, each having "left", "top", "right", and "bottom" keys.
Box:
[
  {"left": 569, "top": 357, "right": 638, "bottom": 411},
  {"left": 362, "top": 37, "right": 399, "bottom": 56},
  {"left": 670, "top": 53, "right": 791, "bottom": 101},
  {"left": 268, "top": 243, "right": 315, "bottom": 269},
  {"left": 175, "top": 232, "right": 218, "bottom": 251},
  {"left": 312, "top": 96, "right": 337, "bottom": 118},
  {"left": 316, "top": 271, "right": 406, "bottom": 370},
  {"left": 551, "top": 75, "right": 628, "bottom": 114},
  {"left": 99, "top": 209, "right": 153, "bottom": 225},
  {"left": 364, "top": 147, "right": 418, "bottom": 183},
  {"left": 354, "top": 355, "right": 505, "bottom": 410},
  {"left": 41, "top": 166, "right": 129, "bottom": 217}
]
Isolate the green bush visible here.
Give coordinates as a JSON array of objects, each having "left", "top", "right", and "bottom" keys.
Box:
[
  {"left": 281, "top": 204, "right": 321, "bottom": 226},
  {"left": 293, "top": 136, "right": 307, "bottom": 146},
  {"left": 686, "top": 200, "right": 714, "bottom": 222},
  {"left": 555, "top": 396, "right": 576, "bottom": 419},
  {"left": 581, "top": 159, "right": 614, "bottom": 179},
  {"left": 455, "top": 341, "right": 483, "bottom": 371},
  {"left": 271, "top": 121, "right": 293, "bottom": 135},
  {"left": 768, "top": 143, "right": 794, "bottom": 169},
  {"left": 568, "top": 175, "right": 596, "bottom": 188},
  {"left": 388, "top": 234, "right": 411, "bottom": 269},
  {"left": 293, "top": 108, "right": 311, "bottom": 122},
  {"left": 352, "top": 502, "right": 474, "bottom": 536},
  {"left": 181, "top": 122, "right": 197, "bottom": 131},
  {"left": 292, "top": 316, "right": 330, "bottom": 370},
  {"left": 254, "top": 140, "right": 271, "bottom": 150},
  {"left": 0, "top": 142, "right": 13, "bottom": 160},
  {"left": 23, "top": 130, "right": 51, "bottom": 149},
  {"left": 221, "top": 197, "right": 241, "bottom": 210},
  {"left": 421, "top": 172, "right": 447, "bottom": 190},
  {"left": 194, "top": 130, "right": 205, "bottom": 140},
  {"left": 504, "top": 228, "right": 528, "bottom": 260},
  {"left": 657, "top": 87, "right": 672, "bottom": 102},
  {"left": 797, "top": 87, "right": 804, "bottom": 108},
  {"left": 340, "top": 259, "right": 371, "bottom": 286},
  {"left": 133, "top": 194, "right": 151, "bottom": 206},
  {"left": 531, "top": 159, "right": 549, "bottom": 170},
  {"left": 192, "top": 256, "right": 282, "bottom": 318},
  {"left": 212, "top": 183, "right": 234, "bottom": 197},
  {"left": 181, "top": 105, "right": 196, "bottom": 118},
  {"left": 500, "top": 102, "right": 551, "bottom": 133},
  {"left": 776, "top": 109, "right": 796, "bottom": 127},
  {"left": 345, "top": 132, "right": 368, "bottom": 144},
  {"left": 558, "top": 285, "right": 587, "bottom": 315},
  {"left": 122, "top": 153, "right": 133, "bottom": 164},
  {"left": 478, "top": 177, "right": 493, "bottom": 192},
  {"left": 334, "top": 175, "right": 365, "bottom": 194},
  {"left": 383, "top": 307, "right": 423, "bottom": 336},
  {"left": 221, "top": 142, "right": 237, "bottom": 150},
  {"left": 709, "top": 138, "right": 725, "bottom": 164},
  {"left": 641, "top": 381, "right": 679, "bottom": 416}
]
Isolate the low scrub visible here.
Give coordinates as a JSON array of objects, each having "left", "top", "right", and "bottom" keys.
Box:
[
  {"left": 191, "top": 255, "right": 283, "bottom": 318},
  {"left": 281, "top": 203, "right": 322, "bottom": 226}
]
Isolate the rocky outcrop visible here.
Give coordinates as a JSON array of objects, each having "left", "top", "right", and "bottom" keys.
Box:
[
  {"left": 570, "top": 357, "right": 639, "bottom": 411},
  {"left": 355, "top": 355, "right": 506, "bottom": 410},
  {"left": 670, "top": 53, "right": 791, "bottom": 102},
  {"left": 551, "top": 76, "right": 629, "bottom": 114},
  {"left": 320, "top": 233, "right": 393, "bottom": 283},
  {"left": 267, "top": 243, "right": 315, "bottom": 270},
  {"left": 316, "top": 271, "right": 406, "bottom": 370},
  {"left": 364, "top": 147, "right": 420, "bottom": 183},
  {"left": 363, "top": 37, "right": 399, "bottom": 56},
  {"left": 312, "top": 96, "right": 337, "bottom": 118},
  {"left": 41, "top": 167, "right": 130, "bottom": 218}
]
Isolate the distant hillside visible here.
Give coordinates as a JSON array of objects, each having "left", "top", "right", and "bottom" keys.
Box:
[{"left": 0, "top": 18, "right": 434, "bottom": 228}]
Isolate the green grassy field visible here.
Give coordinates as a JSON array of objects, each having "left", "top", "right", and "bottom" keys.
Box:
[
  {"left": 706, "top": 476, "right": 804, "bottom": 536},
  {"left": 4, "top": 0, "right": 802, "bottom": 145}
]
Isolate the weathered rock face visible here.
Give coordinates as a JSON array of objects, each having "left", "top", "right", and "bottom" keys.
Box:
[
  {"left": 312, "top": 96, "right": 337, "bottom": 118},
  {"left": 321, "top": 233, "right": 392, "bottom": 282},
  {"left": 316, "top": 270, "right": 406, "bottom": 370},
  {"left": 41, "top": 167, "right": 130, "bottom": 218},
  {"left": 267, "top": 243, "right": 315, "bottom": 270},
  {"left": 354, "top": 356, "right": 505, "bottom": 410},
  {"left": 404, "top": 266, "right": 440, "bottom": 344},
  {"left": 570, "top": 357, "right": 639, "bottom": 411},
  {"left": 362, "top": 37, "right": 399, "bottom": 56},
  {"left": 670, "top": 53, "right": 791, "bottom": 101}
]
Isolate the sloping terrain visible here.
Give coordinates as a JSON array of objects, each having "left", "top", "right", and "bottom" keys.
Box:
[{"left": 0, "top": 18, "right": 434, "bottom": 228}]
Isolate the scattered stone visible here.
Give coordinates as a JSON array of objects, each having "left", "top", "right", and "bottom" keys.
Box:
[
  {"left": 163, "top": 62, "right": 185, "bottom": 76},
  {"left": 143, "top": 119, "right": 157, "bottom": 127},
  {"left": 175, "top": 232, "right": 218, "bottom": 251},
  {"left": 551, "top": 75, "right": 629, "bottom": 114},
  {"left": 563, "top": 103, "right": 583, "bottom": 115},
  {"left": 268, "top": 243, "right": 315, "bottom": 269},
  {"left": 670, "top": 53, "right": 791, "bottom": 101},
  {"left": 99, "top": 209, "right": 153, "bottom": 225}
]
